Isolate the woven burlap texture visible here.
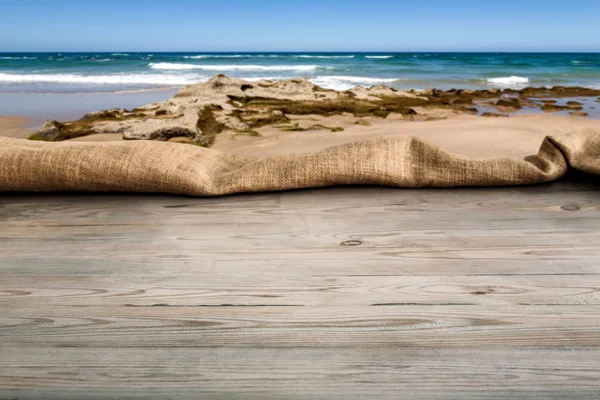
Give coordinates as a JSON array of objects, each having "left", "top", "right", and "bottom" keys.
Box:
[{"left": 0, "top": 130, "right": 598, "bottom": 196}]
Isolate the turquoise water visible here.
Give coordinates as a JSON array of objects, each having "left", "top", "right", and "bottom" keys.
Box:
[{"left": 1, "top": 52, "right": 599, "bottom": 93}]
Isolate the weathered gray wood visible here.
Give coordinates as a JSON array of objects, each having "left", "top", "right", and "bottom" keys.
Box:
[{"left": 1, "top": 181, "right": 599, "bottom": 399}]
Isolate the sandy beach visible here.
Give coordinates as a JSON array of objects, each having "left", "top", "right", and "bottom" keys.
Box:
[
  {"left": 4, "top": 110, "right": 599, "bottom": 160},
  {"left": 211, "top": 112, "right": 600, "bottom": 160},
  {"left": 2, "top": 75, "right": 599, "bottom": 162}
]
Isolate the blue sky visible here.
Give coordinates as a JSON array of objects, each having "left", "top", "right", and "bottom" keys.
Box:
[{"left": 0, "top": 0, "right": 599, "bottom": 52}]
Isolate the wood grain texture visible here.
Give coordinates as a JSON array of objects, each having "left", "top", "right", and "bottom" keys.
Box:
[{"left": 1, "top": 181, "right": 600, "bottom": 399}]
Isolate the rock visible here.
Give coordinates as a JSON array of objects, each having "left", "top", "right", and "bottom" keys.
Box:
[
  {"left": 541, "top": 104, "right": 567, "bottom": 113},
  {"left": 570, "top": 111, "right": 588, "bottom": 117},
  {"left": 496, "top": 97, "right": 521, "bottom": 109},
  {"left": 482, "top": 112, "right": 509, "bottom": 118},
  {"left": 489, "top": 88, "right": 502, "bottom": 95},
  {"left": 125, "top": 127, "right": 197, "bottom": 141},
  {"left": 81, "top": 108, "right": 127, "bottom": 121},
  {"left": 35, "top": 120, "right": 64, "bottom": 140},
  {"left": 596, "top": 98, "right": 600, "bottom": 103},
  {"left": 566, "top": 101, "right": 583, "bottom": 110},
  {"left": 418, "top": 88, "right": 437, "bottom": 96}
]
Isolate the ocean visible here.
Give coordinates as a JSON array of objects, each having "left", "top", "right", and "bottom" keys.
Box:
[
  {"left": 1, "top": 52, "right": 599, "bottom": 123},
  {"left": 1, "top": 52, "right": 599, "bottom": 94}
]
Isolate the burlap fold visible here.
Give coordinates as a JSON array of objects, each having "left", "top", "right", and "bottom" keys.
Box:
[{"left": 0, "top": 131, "right": 598, "bottom": 196}]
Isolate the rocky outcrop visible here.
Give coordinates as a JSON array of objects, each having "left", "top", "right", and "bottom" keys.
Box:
[
  {"left": 482, "top": 112, "right": 509, "bottom": 118},
  {"left": 32, "top": 120, "right": 64, "bottom": 141},
  {"left": 496, "top": 97, "right": 522, "bottom": 109},
  {"left": 28, "top": 75, "right": 600, "bottom": 144},
  {"left": 570, "top": 111, "right": 589, "bottom": 117},
  {"left": 542, "top": 104, "right": 568, "bottom": 113},
  {"left": 29, "top": 75, "right": 431, "bottom": 143}
]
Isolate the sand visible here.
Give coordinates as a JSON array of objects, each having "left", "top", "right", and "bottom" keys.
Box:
[
  {"left": 0, "top": 116, "right": 33, "bottom": 139},
  {"left": 213, "top": 112, "right": 600, "bottom": 159},
  {"left": 2, "top": 111, "right": 600, "bottom": 160}
]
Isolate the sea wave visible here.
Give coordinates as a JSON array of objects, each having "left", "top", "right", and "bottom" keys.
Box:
[
  {"left": 111, "top": 53, "right": 131, "bottom": 56},
  {"left": 365, "top": 56, "right": 393, "bottom": 59},
  {"left": 254, "top": 55, "right": 291, "bottom": 58},
  {"left": 295, "top": 55, "right": 355, "bottom": 59},
  {"left": 0, "top": 56, "right": 38, "bottom": 60},
  {"left": 310, "top": 76, "right": 400, "bottom": 90},
  {"left": 0, "top": 72, "right": 204, "bottom": 85},
  {"left": 149, "top": 62, "right": 326, "bottom": 71},
  {"left": 487, "top": 76, "right": 530, "bottom": 86},
  {"left": 184, "top": 55, "right": 246, "bottom": 59}
]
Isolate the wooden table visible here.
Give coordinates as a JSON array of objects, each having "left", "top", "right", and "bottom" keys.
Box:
[{"left": 1, "top": 179, "right": 599, "bottom": 399}]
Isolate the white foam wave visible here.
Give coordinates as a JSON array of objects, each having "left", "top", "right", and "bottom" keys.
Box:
[
  {"left": 184, "top": 55, "right": 246, "bottom": 59},
  {"left": 0, "top": 56, "right": 37, "bottom": 60},
  {"left": 365, "top": 56, "right": 393, "bottom": 59},
  {"left": 0, "top": 72, "right": 204, "bottom": 86},
  {"left": 111, "top": 53, "right": 131, "bottom": 56},
  {"left": 295, "top": 55, "right": 355, "bottom": 59},
  {"left": 487, "top": 76, "right": 530, "bottom": 86},
  {"left": 310, "top": 76, "right": 399, "bottom": 91},
  {"left": 149, "top": 62, "right": 324, "bottom": 71}
]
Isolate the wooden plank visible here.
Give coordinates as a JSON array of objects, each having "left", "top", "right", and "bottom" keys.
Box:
[
  {"left": 1, "top": 305, "right": 600, "bottom": 348},
  {"left": 1, "top": 347, "right": 599, "bottom": 397},
  {"left": 2, "top": 275, "right": 600, "bottom": 306},
  {"left": 1, "top": 181, "right": 599, "bottom": 398}
]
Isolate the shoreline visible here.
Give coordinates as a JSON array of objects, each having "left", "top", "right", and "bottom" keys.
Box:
[{"left": 1, "top": 77, "right": 599, "bottom": 126}]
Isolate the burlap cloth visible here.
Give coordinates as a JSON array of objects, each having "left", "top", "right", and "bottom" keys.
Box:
[{"left": 0, "top": 131, "right": 598, "bottom": 196}]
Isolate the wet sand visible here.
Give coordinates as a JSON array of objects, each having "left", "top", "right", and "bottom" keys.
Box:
[{"left": 0, "top": 116, "right": 33, "bottom": 139}]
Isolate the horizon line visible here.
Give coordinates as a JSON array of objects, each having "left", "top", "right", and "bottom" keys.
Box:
[{"left": 1, "top": 50, "right": 599, "bottom": 54}]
